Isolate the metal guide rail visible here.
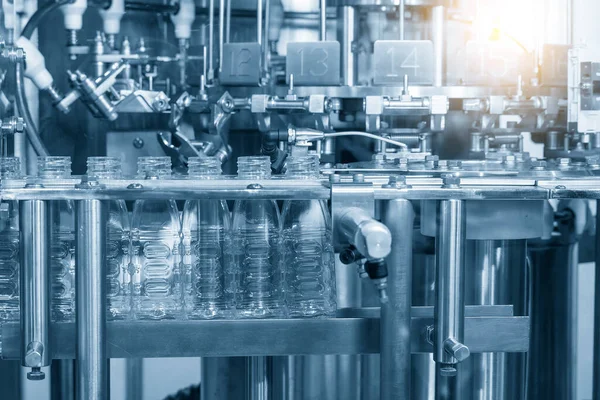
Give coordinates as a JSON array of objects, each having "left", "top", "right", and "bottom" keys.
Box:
[{"left": 1, "top": 175, "right": 600, "bottom": 200}]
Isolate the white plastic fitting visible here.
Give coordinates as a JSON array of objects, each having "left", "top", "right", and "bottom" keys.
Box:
[
  {"left": 61, "top": 0, "right": 87, "bottom": 31},
  {"left": 170, "top": 0, "right": 195, "bottom": 40},
  {"left": 15, "top": 37, "right": 54, "bottom": 91},
  {"left": 339, "top": 207, "right": 392, "bottom": 260},
  {"left": 99, "top": 0, "right": 124, "bottom": 35}
]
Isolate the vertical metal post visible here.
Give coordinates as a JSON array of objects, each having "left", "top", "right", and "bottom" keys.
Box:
[
  {"left": 20, "top": 198, "right": 50, "bottom": 381},
  {"left": 248, "top": 356, "right": 268, "bottom": 400},
  {"left": 263, "top": 0, "right": 271, "bottom": 74},
  {"left": 257, "top": 0, "right": 263, "bottom": 45},
  {"left": 319, "top": 0, "right": 327, "bottom": 41},
  {"left": 431, "top": 6, "right": 445, "bottom": 87},
  {"left": 595, "top": 200, "right": 600, "bottom": 400},
  {"left": 338, "top": 6, "right": 357, "bottom": 86},
  {"left": 225, "top": 0, "right": 231, "bottom": 43},
  {"left": 76, "top": 199, "right": 107, "bottom": 400},
  {"left": 381, "top": 200, "right": 414, "bottom": 400},
  {"left": 201, "top": 357, "right": 247, "bottom": 399},
  {"left": 126, "top": 359, "right": 144, "bottom": 400},
  {"left": 208, "top": 0, "right": 215, "bottom": 80},
  {"left": 52, "top": 360, "right": 76, "bottom": 400},
  {"left": 434, "top": 200, "right": 468, "bottom": 378},
  {"left": 218, "top": 0, "right": 225, "bottom": 73},
  {"left": 399, "top": 0, "right": 405, "bottom": 40}
]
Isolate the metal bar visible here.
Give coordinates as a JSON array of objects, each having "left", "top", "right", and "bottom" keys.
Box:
[
  {"left": 263, "top": 0, "right": 270, "bottom": 72},
  {"left": 434, "top": 200, "right": 468, "bottom": 374},
  {"left": 225, "top": 0, "right": 231, "bottom": 43},
  {"left": 20, "top": 199, "right": 50, "bottom": 380},
  {"left": 248, "top": 356, "right": 268, "bottom": 400},
  {"left": 51, "top": 360, "right": 76, "bottom": 400},
  {"left": 338, "top": 6, "right": 357, "bottom": 86},
  {"left": 399, "top": 0, "right": 405, "bottom": 40},
  {"left": 202, "top": 357, "right": 247, "bottom": 399},
  {"left": 0, "top": 316, "right": 529, "bottom": 359},
  {"left": 381, "top": 200, "right": 414, "bottom": 400},
  {"left": 319, "top": 0, "right": 327, "bottom": 40},
  {"left": 218, "top": 0, "right": 225, "bottom": 73},
  {"left": 208, "top": 0, "right": 215, "bottom": 80},
  {"left": 75, "top": 200, "right": 107, "bottom": 400},
  {"left": 595, "top": 200, "right": 600, "bottom": 400},
  {"left": 431, "top": 6, "right": 445, "bottom": 87},
  {"left": 257, "top": 0, "right": 263, "bottom": 45}
]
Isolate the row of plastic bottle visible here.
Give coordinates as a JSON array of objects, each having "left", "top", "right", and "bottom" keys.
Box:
[{"left": 0, "top": 154, "right": 337, "bottom": 321}]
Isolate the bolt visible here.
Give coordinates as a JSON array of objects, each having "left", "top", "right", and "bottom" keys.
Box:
[
  {"left": 27, "top": 367, "right": 45, "bottom": 381},
  {"left": 425, "top": 155, "right": 439, "bottom": 168},
  {"left": 394, "top": 157, "right": 409, "bottom": 167},
  {"left": 530, "top": 160, "right": 547, "bottom": 171},
  {"left": 127, "top": 183, "right": 143, "bottom": 189},
  {"left": 328, "top": 174, "right": 341, "bottom": 183},
  {"left": 439, "top": 364, "right": 458, "bottom": 377},
  {"left": 372, "top": 153, "right": 386, "bottom": 163},
  {"left": 448, "top": 160, "right": 462, "bottom": 170},
  {"left": 132, "top": 137, "right": 144, "bottom": 149},
  {"left": 441, "top": 174, "right": 460, "bottom": 188},
  {"left": 247, "top": 183, "right": 263, "bottom": 189},
  {"left": 383, "top": 175, "right": 408, "bottom": 189},
  {"left": 77, "top": 176, "right": 101, "bottom": 188},
  {"left": 425, "top": 325, "right": 435, "bottom": 345},
  {"left": 444, "top": 337, "right": 470, "bottom": 362},
  {"left": 502, "top": 155, "right": 516, "bottom": 165},
  {"left": 353, "top": 174, "right": 365, "bottom": 183},
  {"left": 558, "top": 158, "right": 571, "bottom": 168}
]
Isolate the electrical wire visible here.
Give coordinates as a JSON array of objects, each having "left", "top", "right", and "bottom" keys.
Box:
[
  {"left": 311, "top": 131, "right": 409, "bottom": 150},
  {"left": 21, "top": 0, "right": 73, "bottom": 40},
  {"left": 15, "top": 61, "right": 49, "bottom": 157}
]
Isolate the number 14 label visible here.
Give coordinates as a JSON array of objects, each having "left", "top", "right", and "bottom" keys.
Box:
[{"left": 373, "top": 40, "right": 434, "bottom": 86}]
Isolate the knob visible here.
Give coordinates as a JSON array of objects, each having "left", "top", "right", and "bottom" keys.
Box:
[{"left": 443, "top": 337, "right": 470, "bottom": 362}]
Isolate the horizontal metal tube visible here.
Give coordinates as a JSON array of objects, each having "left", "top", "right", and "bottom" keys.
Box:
[{"left": 267, "top": 98, "right": 308, "bottom": 110}]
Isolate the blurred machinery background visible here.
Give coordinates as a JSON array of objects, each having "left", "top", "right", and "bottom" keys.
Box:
[{"left": 1, "top": 0, "right": 600, "bottom": 399}]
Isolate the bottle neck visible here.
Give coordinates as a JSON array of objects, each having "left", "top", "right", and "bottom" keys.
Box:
[
  {"left": 286, "top": 155, "right": 320, "bottom": 179},
  {"left": 188, "top": 157, "right": 222, "bottom": 179},
  {"left": 87, "top": 157, "right": 122, "bottom": 179},
  {"left": 37, "top": 156, "right": 72, "bottom": 179},
  {"left": 0, "top": 157, "right": 21, "bottom": 179},
  {"left": 137, "top": 156, "right": 172, "bottom": 179},
  {"left": 237, "top": 156, "right": 271, "bottom": 179}
]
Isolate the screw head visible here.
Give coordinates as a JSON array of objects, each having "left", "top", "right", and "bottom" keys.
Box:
[
  {"left": 247, "top": 183, "right": 263, "bottom": 189},
  {"left": 530, "top": 160, "right": 547, "bottom": 170},
  {"left": 448, "top": 160, "right": 462, "bottom": 170},
  {"left": 439, "top": 365, "right": 458, "bottom": 377},
  {"left": 132, "top": 137, "right": 144, "bottom": 149},
  {"left": 441, "top": 174, "right": 460, "bottom": 188},
  {"left": 27, "top": 368, "right": 45, "bottom": 381},
  {"left": 328, "top": 174, "right": 341, "bottom": 183}
]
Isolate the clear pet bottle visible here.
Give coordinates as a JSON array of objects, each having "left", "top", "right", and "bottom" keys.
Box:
[
  {"left": 282, "top": 155, "right": 336, "bottom": 317},
  {"left": 86, "top": 157, "right": 131, "bottom": 320},
  {"left": 131, "top": 157, "right": 181, "bottom": 319},
  {"left": 231, "top": 156, "right": 283, "bottom": 318},
  {"left": 38, "top": 156, "right": 76, "bottom": 322},
  {"left": 0, "top": 157, "right": 21, "bottom": 322},
  {"left": 182, "top": 157, "right": 231, "bottom": 319}
]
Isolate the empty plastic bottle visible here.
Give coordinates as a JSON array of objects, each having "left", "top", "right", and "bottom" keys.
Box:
[
  {"left": 231, "top": 156, "right": 284, "bottom": 318},
  {"left": 86, "top": 157, "right": 131, "bottom": 320},
  {"left": 182, "top": 157, "right": 231, "bottom": 319},
  {"left": 131, "top": 157, "right": 182, "bottom": 320},
  {"left": 282, "top": 155, "right": 336, "bottom": 317},
  {"left": 38, "top": 156, "right": 75, "bottom": 322},
  {"left": 0, "top": 157, "right": 22, "bottom": 322}
]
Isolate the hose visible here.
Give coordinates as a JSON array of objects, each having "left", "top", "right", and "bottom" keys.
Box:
[
  {"left": 15, "top": 61, "right": 49, "bottom": 156},
  {"left": 20, "top": 0, "right": 74, "bottom": 40},
  {"left": 309, "top": 131, "right": 409, "bottom": 150}
]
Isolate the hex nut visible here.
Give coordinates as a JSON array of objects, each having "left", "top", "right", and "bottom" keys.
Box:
[{"left": 442, "top": 174, "right": 460, "bottom": 188}]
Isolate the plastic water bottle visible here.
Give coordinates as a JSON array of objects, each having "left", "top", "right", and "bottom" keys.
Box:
[
  {"left": 86, "top": 157, "right": 131, "bottom": 320},
  {"left": 182, "top": 157, "right": 231, "bottom": 319},
  {"left": 231, "top": 156, "right": 283, "bottom": 318},
  {"left": 0, "top": 157, "right": 22, "bottom": 322},
  {"left": 131, "top": 157, "right": 181, "bottom": 320},
  {"left": 38, "top": 156, "right": 75, "bottom": 322},
  {"left": 282, "top": 155, "right": 336, "bottom": 317}
]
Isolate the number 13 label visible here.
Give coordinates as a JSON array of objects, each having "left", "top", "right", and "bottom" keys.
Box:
[{"left": 287, "top": 41, "right": 340, "bottom": 86}]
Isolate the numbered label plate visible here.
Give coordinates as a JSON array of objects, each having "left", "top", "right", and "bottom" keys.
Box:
[
  {"left": 286, "top": 41, "right": 341, "bottom": 86},
  {"left": 220, "top": 43, "right": 261, "bottom": 86},
  {"left": 373, "top": 40, "right": 434, "bottom": 86},
  {"left": 464, "top": 41, "right": 534, "bottom": 86},
  {"left": 541, "top": 44, "right": 569, "bottom": 87}
]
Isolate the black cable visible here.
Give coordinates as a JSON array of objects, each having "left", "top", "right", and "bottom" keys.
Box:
[
  {"left": 21, "top": 0, "right": 74, "bottom": 40},
  {"left": 15, "top": 61, "right": 49, "bottom": 156}
]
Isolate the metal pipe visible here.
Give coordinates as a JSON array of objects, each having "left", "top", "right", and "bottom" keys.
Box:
[
  {"left": 434, "top": 200, "right": 468, "bottom": 376},
  {"left": 208, "top": 0, "right": 215, "bottom": 80},
  {"left": 76, "top": 199, "right": 107, "bottom": 400},
  {"left": 319, "top": 0, "right": 326, "bottom": 41},
  {"left": 263, "top": 0, "right": 270, "bottom": 73},
  {"left": 431, "top": 6, "right": 445, "bottom": 87},
  {"left": 51, "top": 360, "right": 76, "bottom": 400},
  {"left": 594, "top": 200, "right": 600, "bottom": 400},
  {"left": 338, "top": 6, "right": 357, "bottom": 86},
  {"left": 20, "top": 198, "right": 50, "bottom": 380},
  {"left": 218, "top": 0, "right": 225, "bottom": 73},
  {"left": 225, "top": 0, "right": 231, "bottom": 43},
  {"left": 399, "top": 0, "right": 405, "bottom": 40},
  {"left": 381, "top": 200, "right": 414, "bottom": 400},
  {"left": 248, "top": 356, "right": 268, "bottom": 400},
  {"left": 257, "top": 0, "right": 263, "bottom": 45}
]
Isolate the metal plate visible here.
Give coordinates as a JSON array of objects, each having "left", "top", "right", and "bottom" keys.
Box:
[
  {"left": 541, "top": 44, "right": 569, "bottom": 87},
  {"left": 286, "top": 41, "right": 341, "bottom": 86},
  {"left": 220, "top": 42, "right": 261, "bottom": 86},
  {"left": 464, "top": 41, "right": 534, "bottom": 86},
  {"left": 373, "top": 40, "right": 434, "bottom": 85}
]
